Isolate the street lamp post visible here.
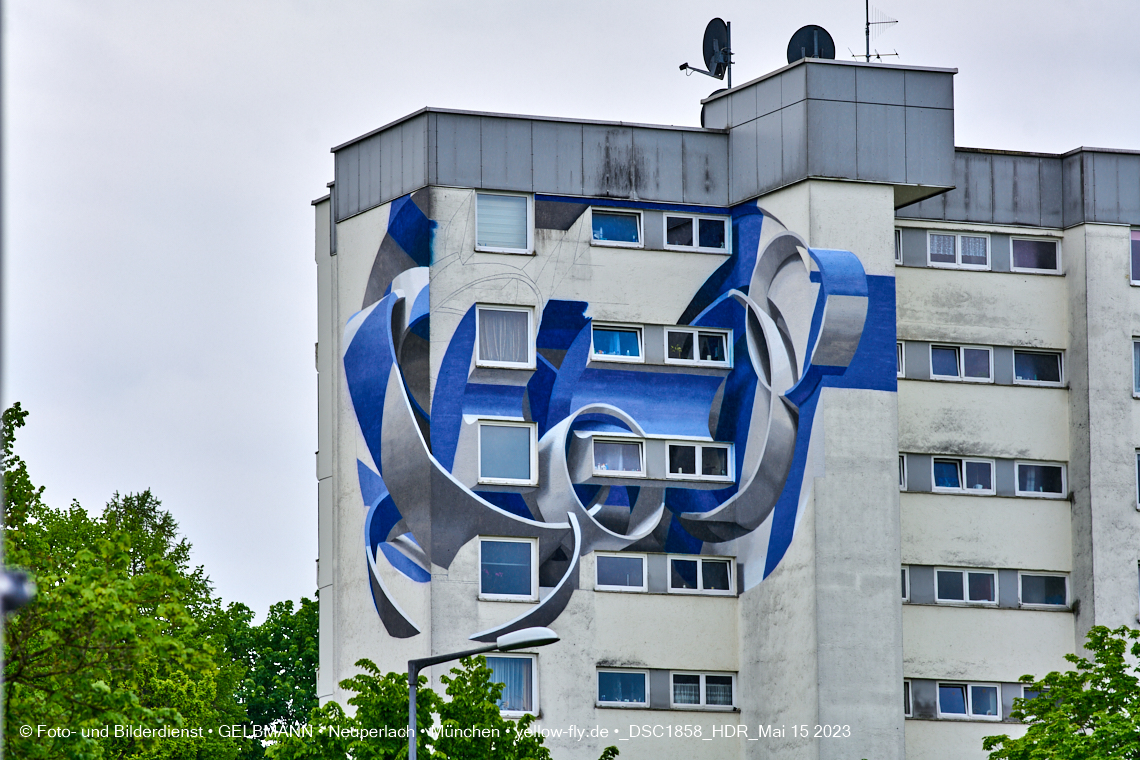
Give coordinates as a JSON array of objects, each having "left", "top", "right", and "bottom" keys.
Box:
[{"left": 407, "top": 627, "right": 560, "bottom": 760}]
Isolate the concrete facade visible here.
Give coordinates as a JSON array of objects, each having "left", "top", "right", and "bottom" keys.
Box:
[{"left": 315, "top": 55, "right": 1140, "bottom": 760}]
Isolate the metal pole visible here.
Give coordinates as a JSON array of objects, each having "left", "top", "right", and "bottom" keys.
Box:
[
  {"left": 865, "top": 0, "right": 871, "bottom": 62},
  {"left": 408, "top": 663, "right": 418, "bottom": 760},
  {"left": 726, "top": 22, "right": 732, "bottom": 89}
]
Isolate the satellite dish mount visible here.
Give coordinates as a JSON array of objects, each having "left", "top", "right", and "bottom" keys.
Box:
[{"left": 679, "top": 18, "right": 733, "bottom": 89}]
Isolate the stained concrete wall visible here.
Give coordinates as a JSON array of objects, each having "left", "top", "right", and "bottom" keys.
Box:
[{"left": 905, "top": 719, "right": 1027, "bottom": 760}]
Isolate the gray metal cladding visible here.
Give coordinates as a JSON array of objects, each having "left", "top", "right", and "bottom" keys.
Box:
[
  {"left": 1077, "top": 151, "right": 1140, "bottom": 225},
  {"left": 807, "top": 99, "right": 857, "bottom": 178},
  {"left": 680, "top": 131, "right": 728, "bottom": 205},
  {"left": 856, "top": 103, "right": 907, "bottom": 183},
  {"left": 532, "top": 120, "right": 584, "bottom": 195}
]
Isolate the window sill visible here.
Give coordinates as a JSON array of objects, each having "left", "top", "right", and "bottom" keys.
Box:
[
  {"left": 478, "top": 595, "right": 539, "bottom": 604},
  {"left": 474, "top": 246, "right": 535, "bottom": 256},
  {"left": 593, "top": 704, "right": 740, "bottom": 713},
  {"left": 662, "top": 246, "right": 731, "bottom": 255},
  {"left": 590, "top": 240, "right": 644, "bottom": 249}
]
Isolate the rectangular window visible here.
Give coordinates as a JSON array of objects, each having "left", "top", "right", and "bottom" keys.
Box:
[
  {"left": 591, "top": 209, "right": 642, "bottom": 247},
  {"left": 895, "top": 229, "right": 903, "bottom": 263},
  {"left": 665, "top": 328, "right": 732, "bottom": 367},
  {"left": 1013, "top": 350, "right": 1063, "bottom": 386},
  {"left": 593, "top": 439, "right": 644, "bottom": 476},
  {"left": 1020, "top": 573, "right": 1068, "bottom": 607},
  {"left": 486, "top": 655, "right": 536, "bottom": 714},
  {"left": 1130, "top": 230, "right": 1140, "bottom": 284},
  {"left": 664, "top": 214, "right": 730, "bottom": 253},
  {"left": 480, "top": 538, "right": 537, "bottom": 601},
  {"left": 591, "top": 324, "right": 643, "bottom": 363},
  {"left": 902, "top": 566, "right": 910, "bottom": 601},
  {"left": 936, "top": 568, "right": 997, "bottom": 604},
  {"left": 668, "top": 556, "right": 734, "bottom": 595},
  {"left": 597, "top": 670, "right": 648, "bottom": 706},
  {"left": 938, "top": 682, "right": 1000, "bottom": 720},
  {"left": 1015, "top": 462, "right": 1066, "bottom": 498},
  {"left": 476, "top": 193, "right": 531, "bottom": 253},
  {"left": 899, "top": 454, "right": 908, "bottom": 491},
  {"left": 904, "top": 680, "right": 912, "bottom": 717},
  {"left": 897, "top": 341, "right": 905, "bottom": 378},
  {"left": 928, "top": 231, "right": 990, "bottom": 270},
  {"left": 476, "top": 305, "right": 534, "bottom": 369},
  {"left": 595, "top": 553, "right": 647, "bottom": 592},
  {"left": 930, "top": 345, "right": 993, "bottom": 382},
  {"left": 1134, "top": 340, "right": 1140, "bottom": 396},
  {"left": 932, "top": 457, "right": 994, "bottom": 494},
  {"left": 1136, "top": 450, "right": 1140, "bottom": 509},
  {"left": 1011, "top": 238, "right": 1060, "bottom": 273},
  {"left": 478, "top": 421, "right": 537, "bottom": 485},
  {"left": 670, "top": 673, "right": 735, "bottom": 708},
  {"left": 666, "top": 442, "right": 734, "bottom": 482}
]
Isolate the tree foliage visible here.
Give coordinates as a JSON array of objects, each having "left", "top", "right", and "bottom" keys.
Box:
[{"left": 984, "top": 625, "right": 1140, "bottom": 759}]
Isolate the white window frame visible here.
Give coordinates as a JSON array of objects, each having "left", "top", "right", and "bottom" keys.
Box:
[
  {"left": 897, "top": 341, "right": 905, "bottom": 378},
  {"left": 589, "top": 322, "right": 644, "bottom": 364},
  {"left": 1010, "top": 236, "right": 1062, "bottom": 275},
  {"left": 929, "top": 344, "right": 993, "bottom": 383},
  {"left": 594, "top": 552, "right": 648, "bottom": 593},
  {"left": 475, "top": 304, "right": 535, "bottom": 369},
  {"left": 478, "top": 537, "right": 539, "bottom": 602},
  {"left": 474, "top": 192, "right": 533, "bottom": 255},
  {"left": 927, "top": 231, "right": 991, "bottom": 271},
  {"left": 476, "top": 420, "right": 538, "bottom": 486},
  {"left": 667, "top": 555, "right": 735, "bottom": 596},
  {"left": 902, "top": 566, "right": 910, "bottom": 602},
  {"left": 662, "top": 213, "right": 732, "bottom": 254},
  {"left": 596, "top": 669, "right": 650, "bottom": 707},
  {"left": 664, "top": 441, "right": 735, "bottom": 483},
  {"left": 1012, "top": 349, "right": 1064, "bottom": 387},
  {"left": 1133, "top": 340, "right": 1140, "bottom": 397},
  {"left": 936, "top": 682, "right": 1002, "bottom": 721},
  {"left": 903, "top": 679, "right": 912, "bottom": 717},
  {"left": 590, "top": 207, "right": 644, "bottom": 249},
  {"left": 899, "top": 454, "right": 908, "bottom": 491},
  {"left": 485, "top": 653, "right": 539, "bottom": 716},
  {"left": 663, "top": 327, "right": 733, "bottom": 368},
  {"left": 668, "top": 671, "right": 737, "bottom": 710},
  {"left": 1018, "top": 571, "right": 1069, "bottom": 609},
  {"left": 895, "top": 229, "right": 903, "bottom": 264},
  {"left": 1014, "top": 461, "right": 1067, "bottom": 499},
  {"left": 591, "top": 436, "right": 647, "bottom": 478},
  {"left": 934, "top": 567, "right": 998, "bottom": 606},
  {"left": 930, "top": 457, "right": 996, "bottom": 496}
]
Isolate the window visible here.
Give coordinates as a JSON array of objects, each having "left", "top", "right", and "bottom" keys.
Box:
[
  {"left": 1015, "top": 462, "right": 1066, "bottom": 498},
  {"left": 486, "top": 655, "right": 536, "bottom": 714},
  {"left": 1013, "top": 350, "right": 1063, "bottom": 386},
  {"left": 899, "top": 454, "right": 908, "bottom": 490},
  {"left": 666, "top": 442, "right": 733, "bottom": 481},
  {"left": 476, "top": 305, "right": 534, "bottom": 368},
  {"left": 597, "top": 670, "right": 648, "bottom": 706},
  {"left": 928, "top": 231, "right": 990, "bottom": 270},
  {"left": 1011, "top": 238, "right": 1060, "bottom": 273},
  {"left": 476, "top": 193, "right": 531, "bottom": 254},
  {"left": 1130, "top": 230, "right": 1140, "bottom": 284},
  {"left": 897, "top": 341, "right": 905, "bottom": 378},
  {"left": 1136, "top": 451, "right": 1140, "bottom": 509},
  {"left": 902, "top": 567, "right": 910, "bottom": 601},
  {"left": 936, "top": 568, "right": 997, "bottom": 604},
  {"left": 595, "top": 553, "right": 647, "bottom": 592},
  {"left": 1020, "top": 573, "right": 1068, "bottom": 607},
  {"left": 665, "top": 328, "right": 731, "bottom": 367},
  {"left": 591, "top": 324, "right": 643, "bottom": 363},
  {"left": 593, "top": 439, "right": 644, "bottom": 477},
  {"left": 930, "top": 344, "right": 992, "bottom": 382},
  {"left": 937, "top": 682, "right": 1001, "bottom": 720},
  {"left": 670, "top": 673, "right": 735, "bottom": 708},
  {"left": 931, "top": 457, "right": 994, "bottom": 494},
  {"left": 669, "top": 556, "right": 734, "bottom": 595},
  {"left": 478, "top": 421, "right": 537, "bottom": 486},
  {"left": 664, "top": 214, "right": 730, "bottom": 253},
  {"left": 895, "top": 229, "right": 903, "bottom": 263},
  {"left": 480, "top": 538, "right": 537, "bottom": 601},
  {"left": 591, "top": 209, "right": 642, "bottom": 247},
  {"left": 1134, "top": 340, "right": 1140, "bottom": 396},
  {"left": 904, "top": 680, "right": 912, "bottom": 717}
]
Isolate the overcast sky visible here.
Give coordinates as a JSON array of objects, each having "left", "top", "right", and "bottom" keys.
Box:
[{"left": 4, "top": 0, "right": 1138, "bottom": 620}]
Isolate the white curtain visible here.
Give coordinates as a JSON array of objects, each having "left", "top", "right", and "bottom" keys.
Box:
[
  {"left": 488, "top": 657, "right": 532, "bottom": 712},
  {"left": 479, "top": 309, "right": 528, "bottom": 364}
]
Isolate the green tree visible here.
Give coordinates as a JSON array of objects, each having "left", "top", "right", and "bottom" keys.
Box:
[
  {"left": 237, "top": 596, "right": 319, "bottom": 731},
  {"left": 983, "top": 625, "right": 1140, "bottom": 759}
]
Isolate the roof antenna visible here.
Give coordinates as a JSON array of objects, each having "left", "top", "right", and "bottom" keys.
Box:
[
  {"left": 854, "top": 1, "right": 899, "bottom": 61},
  {"left": 679, "top": 18, "right": 733, "bottom": 89}
]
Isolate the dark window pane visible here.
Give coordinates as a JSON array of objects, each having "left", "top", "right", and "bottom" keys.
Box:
[
  {"left": 598, "top": 671, "right": 646, "bottom": 703},
  {"left": 706, "top": 676, "right": 733, "bottom": 705},
  {"left": 971, "top": 685, "right": 999, "bottom": 716},
  {"left": 1012, "top": 239, "right": 1058, "bottom": 271},
  {"left": 902, "top": 568, "right": 908, "bottom": 598},
  {"left": 592, "top": 211, "right": 640, "bottom": 243},
  {"left": 937, "top": 570, "right": 964, "bottom": 600},
  {"left": 698, "top": 218, "right": 726, "bottom": 249},
  {"left": 1018, "top": 464, "right": 1064, "bottom": 494},
  {"left": 479, "top": 308, "right": 529, "bottom": 364},
  {"left": 1132, "top": 233, "right": 1140, "bottom": 282},
  {"left": 899, "top": 456, "right": 906, "bottom": 488},
  {"left": 487, "top": 656, "right": 532, "bottom": 711},
  {"left": 597, "top": 555, "right": 644, "bottom": 588},
  {"left": 671, "top": 558, "right": 699, "bottom": 589},
  {"left": 666, "top": 216, "right": 693, "bottom": 246},
  {"left": 960, "top": 236, "right": 988, "bottom": 266},
  {"left": 931, "top": 346, "right": 960, "bottom": 377},
  {"left": 673, "top": 674, "right": 700, "bottom": 704},
  {"left": 480, "top": 425, "right": 532, "bottom": 481},
  {"left": 968, "top": 572, "right": 995, "bottom": 602},
  {"left": 965, "top": 461, "right": 992, "bottom": 491},
  {"left": 481, "top": 541, "right": 532, "bottom": 596},
  {"left": 702, "top": 560, "right": 731, "bottom": 591},
  {"left": 1015, "top": 351, "right": 1061, "bottom": 383},
  {"left": 669, "top": 445, "right": 697, "bottom": 475},
  {"left": 698, "top": 332, "right": 727, "bottom": 362},
  {"left": 593, "top": 327, "right": 640, "bottom": 357},
  {"left": 668, "top": 331, "right": 695, "bottom": 360},
  {"left": 594, "top": 441, "right": 642, "bottom": 473},
  {"left": 1134, "top": 342, "right": 1140, "bottom": 393},
  {"left": 897, "top": 342, "right": 903, "bottom": 375},
  {"left": 702, "top": 446, "right": 729, "bottom": 477},
  {"left": 933, "top": 459, "right": 962, "bottom": 489},
  {"left": 1022, "top": 575, "right": 1067, "bottom": 605},
  {"left": 929, "top": 234, "right": 956, "bottom": 263},
  {"left": 939, "top": 684, "right": 968, "bottom": 714},
  {"left": 963, "top": 348, "right": 991, "bottom": 379},
  {"left": 904, "top": 682, "right": 911, "bottom": 714}
]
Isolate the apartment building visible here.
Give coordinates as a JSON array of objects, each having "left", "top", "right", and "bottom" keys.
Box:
[{"left": 313, "top": 55, "right": 1140, "bottom": 760}]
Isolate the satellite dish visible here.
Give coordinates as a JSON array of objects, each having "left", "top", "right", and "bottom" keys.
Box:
[
  {"left": 787, "top": 25, "right": 836, "bottom": 64},
  {"left": 702, "top": 18, "right": 730, "bottom": 79}
]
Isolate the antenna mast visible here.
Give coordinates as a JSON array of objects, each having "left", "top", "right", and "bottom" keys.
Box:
[{"left": 859, "top": 3, "right": 898, "bottom": 62}]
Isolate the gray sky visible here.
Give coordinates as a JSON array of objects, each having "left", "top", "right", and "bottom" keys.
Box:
[{"left": 5, "top": 0, "right": 1138, "bottom": 620}]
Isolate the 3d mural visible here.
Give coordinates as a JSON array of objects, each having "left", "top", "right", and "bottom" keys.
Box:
[{"left": 343, "top": 190, "right": 890, "bottom": 642}]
